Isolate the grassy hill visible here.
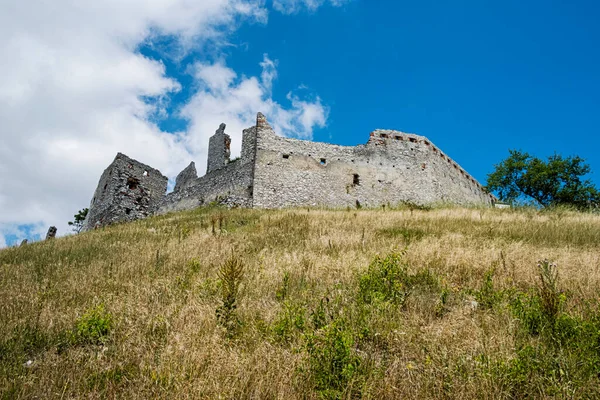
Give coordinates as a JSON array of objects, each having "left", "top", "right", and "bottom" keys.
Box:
[{"left": 2, "top": 206, "right": 600, "bottom": 399}]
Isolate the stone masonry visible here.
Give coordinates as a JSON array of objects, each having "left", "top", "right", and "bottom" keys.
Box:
[
  {"left": 83, "top": 113, "right": 495, "bottom": 230},
  {"left": 82, "top": 153, "right": 168, "bottom": 231}
]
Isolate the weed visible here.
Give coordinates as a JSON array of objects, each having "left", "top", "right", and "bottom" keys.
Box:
[
  {"left": 71, "top": 304, "right": 113, "bottom": 345},
  {"left": 537, "top": 259, "right": 563, "bottom": 324},
  {"left": 272, "top": 301, "right": 306, "bottom": 343},
  {"left": 275, "top": 271, "right": 290, "bottom": 301},
  {"left": 304, "top": 319, "right": 362, "bottom": 399},
  {"left": 473, "top": 269, "right": 503, "bottom": 309},
  {"left": 215, "top": 255, "right": 244, "bottom": 337},
  {"left": 358, "top": 252, "right": 411, "bottom": 306}
]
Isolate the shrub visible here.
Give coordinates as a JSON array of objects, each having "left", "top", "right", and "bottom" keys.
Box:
[
  {"left": 304, "top": 319, "right": 362, "bottom": 400},
  {"left": 272, "top": 301, "right": 306, "bottom": 343},
  {"left": 358, "top": 252, "right": 410, "bottom": 305},
  {"left": 72, "top": 304, "right": 113, "bottom": 345}
]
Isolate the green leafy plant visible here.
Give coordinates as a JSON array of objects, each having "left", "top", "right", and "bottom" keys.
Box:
[
  {"left": 536, "top": 259, "right": 563, "bottom": 324},
  {"left": 487, "top": 150, "right": 599, "bottom": 209},
  {"left": 68, "top": 208, "right": 89, "bottom": 233},
  {"left": 272, "top": 301, "right": 306, "bottom": 343},
  {"left": 72, "top": 304, "right": 112, "bottom": 345},
  {"left": 304, "top": 319, "right": 362, "bottom": 400},
  {"left": 473, "top": 269, "right": 503, "bottom": 310},
  {"left": 358, "top": 252, "right": 411, "bottom": 306}
]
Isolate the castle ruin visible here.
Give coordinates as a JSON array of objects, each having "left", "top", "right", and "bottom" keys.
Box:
[{"left": 82, "top": 113, "right": 494, "bottom": 230}]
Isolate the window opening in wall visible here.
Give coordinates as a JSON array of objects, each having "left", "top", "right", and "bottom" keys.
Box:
[
  {"left": 125, "top": 208, "right": 131, "bottom": 215},
  {"left": 380, "top": 133, "right": 389, "bottom": 139},
  {"left": 424, "top": 141, "right": 430, "bottom": 146},
  {"left": 143, "top": 170, "right": 149, "bottom": 177},
  {"left": 283, "top": 154, "right": 289, "bottom": 159},
  {"left": 127, "top": 177, "right": 140, "bottom": 190},
  {"left": 353, "top": 174, "right": 360, "bottom": 186},
  {"left": 395, "top": 135, "right": 402, "bottom": 140},
  {"left": 320, "top": 158, "right": 326, "bottom": 165},
  {"left": 103, "top": 183, "right": 107, "bottom": 192},
  {"left": 409, "top": 137, "right": 417, "bottom": 143}
]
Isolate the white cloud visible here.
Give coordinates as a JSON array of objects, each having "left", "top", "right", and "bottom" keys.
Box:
[
  {"left": 0, "top": 1, "right": 334, "bottom": 248},
  {"left": 272, "top": 0, "right": 349, "bottom": 14},
  {"left": 181, "top": 55, "right": 328, "bottom": 167}
]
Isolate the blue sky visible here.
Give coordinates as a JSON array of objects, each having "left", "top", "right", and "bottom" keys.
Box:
[
  {"left": 1, "top": 0, "right": 599, "bottom": 247},
  {"left": 150, "top": 0, "right": 600, "bottom": 186}
]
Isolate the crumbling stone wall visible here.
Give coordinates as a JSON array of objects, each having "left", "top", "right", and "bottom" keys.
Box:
[
  {"left": 251, "top": 115, "right": 493, "bottom": 208},
  {"left": 206, "top": 123, "right": 231, "bottom": 174},
  {"left": 84, "top": 113, "right": 493, "bottom": 229},
  {"left": 156, "top": 124, "right": 257, "bottom": 214},
  {"left": 82, "top": 153, "right": 168, "bottom": 231},
  {"left": 173, "top": 161, "right": 197, "bottom": 193}
]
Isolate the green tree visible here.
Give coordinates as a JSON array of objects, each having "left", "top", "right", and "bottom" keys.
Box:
[
  {"left": 487, "top": 150, "right": 599, "bottom": 209},
  {"left": 68, "top": 208, "right": 89, "bottom": 233}
]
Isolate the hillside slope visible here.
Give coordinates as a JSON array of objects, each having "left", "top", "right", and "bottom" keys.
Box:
[{"left": 2, "top": 206, "right": 600, "bottom": 399}]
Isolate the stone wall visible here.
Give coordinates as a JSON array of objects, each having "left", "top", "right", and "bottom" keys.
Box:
[
  {"left": 82, "top": 153, "right": 168, "bottom": 231},
  {"left": 206, "top": 123, "right": 231, "bottom": 174},
  {"left": 156, "top": 125, "right": 257, "bottom": 214},
  {"left": 83, "top": 113, "right": 493, "bottom": 229},
  {"left": 252, "top": 116, "right": 493, "bottom": 208}
]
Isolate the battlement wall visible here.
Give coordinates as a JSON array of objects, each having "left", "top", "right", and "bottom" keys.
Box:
[{"left": 252, "top": 121, "right": 493, "bottom": 208}]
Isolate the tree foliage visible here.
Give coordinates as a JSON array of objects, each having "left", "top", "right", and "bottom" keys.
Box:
[
  {"left": 68, "top": 208, "right": 89, "bottom": 233},
  {"left": 487, "top": 150, "right": 599, "bottom": 209}
]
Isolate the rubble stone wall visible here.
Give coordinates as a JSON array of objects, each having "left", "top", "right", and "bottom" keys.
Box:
[
  {"left": 84, "top": 113, "right": 494, "bottom": 229},
  {"left": 82, "top": 153, "right": 168, "bottom": 231},
  {"left": 252, "top": 119, "right": 493, "bottom": 208}
]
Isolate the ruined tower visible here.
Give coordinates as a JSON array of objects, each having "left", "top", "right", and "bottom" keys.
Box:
[
  {"left": 82, "top": 153, "right": 168, "bottom": 231},
  {"left": 206, "top": 123, "right": 231, "bottom": 174}
]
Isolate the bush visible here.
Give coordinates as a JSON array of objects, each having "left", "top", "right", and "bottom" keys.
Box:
[
  {"left": 358, "top": 252, "right": 439, "bottom": 307},
  {"left": 358, "top": 252, "right": 411, "bottom": 306},
  {"left": 499, "top": 260, "right": 600, "bottom": 397},
  {"left": 304, "top": 319, "right": 362, "bottom": 400},
  {"left": 72, "top": 304, "right": 113, "bottom": 345},
  {"left": 272, "top": 301, "right": 306, "bottom": 343}
]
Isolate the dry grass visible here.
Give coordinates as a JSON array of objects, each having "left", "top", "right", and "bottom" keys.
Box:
[{"left": 2, "top": 205, "right": 600, "bottom": 399}]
